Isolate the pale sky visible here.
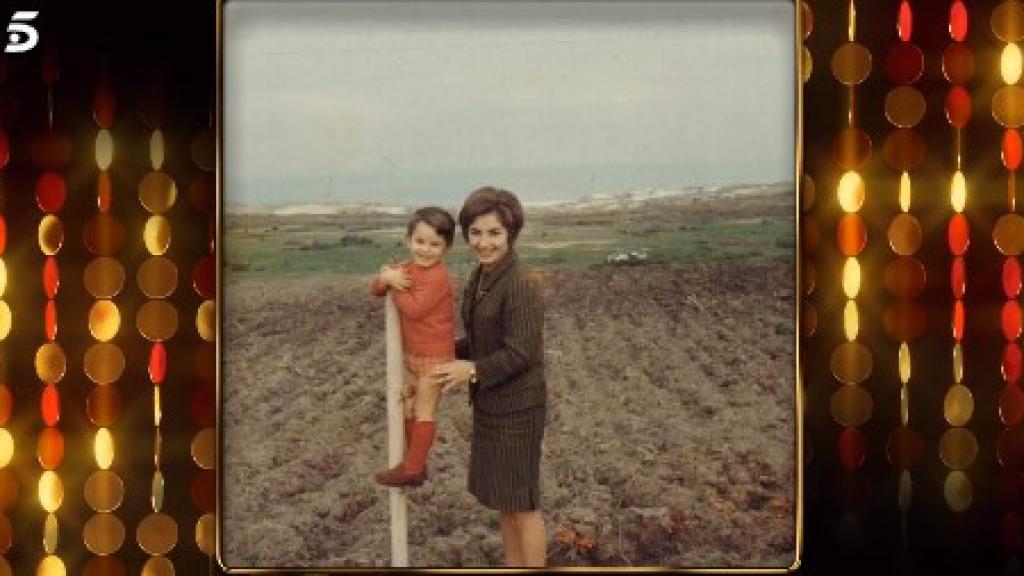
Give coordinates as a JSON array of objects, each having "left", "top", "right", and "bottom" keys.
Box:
[{"left": 224, "top": 1, "right": 794, "bottom": 206}]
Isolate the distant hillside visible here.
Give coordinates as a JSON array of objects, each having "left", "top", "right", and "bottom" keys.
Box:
[{"left": 225, "top": 182, "right": 793, "bottom": 216}]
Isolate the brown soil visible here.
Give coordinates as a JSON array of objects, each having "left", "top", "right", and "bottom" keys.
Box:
[{"left": 221, "top": 261, "right": 796, "bottom": 568}]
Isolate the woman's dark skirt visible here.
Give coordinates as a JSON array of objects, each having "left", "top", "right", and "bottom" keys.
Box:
[{"left": 468, "top": 404, "right": 546, "bottom": 512}]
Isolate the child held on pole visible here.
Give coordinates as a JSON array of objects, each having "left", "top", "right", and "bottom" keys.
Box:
[{"left": 371, "top": 207, "right": 457, "bottom": 487}]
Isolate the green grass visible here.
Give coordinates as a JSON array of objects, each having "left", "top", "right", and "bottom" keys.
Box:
[{"left": 224, "top": 212, "right": 795, "bottom": 280}]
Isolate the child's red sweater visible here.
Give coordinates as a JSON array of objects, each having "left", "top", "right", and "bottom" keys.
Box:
[{"left": 371, "top": 261, "right": 456, "bottom": 360}]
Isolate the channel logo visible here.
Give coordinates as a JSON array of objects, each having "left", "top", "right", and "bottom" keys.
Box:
[{"left": 6, "top": 11, "right": 39, "bottom": 53}]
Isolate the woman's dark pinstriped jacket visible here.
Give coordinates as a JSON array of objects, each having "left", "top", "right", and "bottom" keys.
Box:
[{"left": 455, "top": 251, "right": 546, "bottom": 414}]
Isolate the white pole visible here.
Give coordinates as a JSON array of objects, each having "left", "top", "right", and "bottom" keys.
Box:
[{"left": 385, "top": 294, "right": 409, "bottom": 566}]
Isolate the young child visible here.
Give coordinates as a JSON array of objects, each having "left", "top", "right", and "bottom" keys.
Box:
[{"left": 371, "top": 206, "right": 456, "bottom": 487}]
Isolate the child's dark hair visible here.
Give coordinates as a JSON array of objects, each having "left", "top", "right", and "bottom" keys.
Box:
[{"left": 407, "top": 207, "right": 456, "bottom": 246}]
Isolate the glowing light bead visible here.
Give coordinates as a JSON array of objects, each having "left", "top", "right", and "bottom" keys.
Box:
[
  {"left": 22, "top": 517, "right": 48, "bottom": 557},
  {"left": 36, "top": 555, "right": 65, "bottom": 576},
  {"left": 95, "top": 129, "right": 113, "bottom": 171},
  {"left": 0, "top": 429, "right": 12, "bottom": 468},
  {"left": 0, "top": 258, "right": 5, "bottom": 297},
  {"left": 150, "top": 130, "right": 165, "bottom": 171},
  {"left": 154, "top": 387, "right": 162, "bottom": 427},
  {"left": 0, "top": 302, "right": 9, "bottom": 341},
  {"left": 88, "top": 300, "right": 120, "bottom": 342},
  {"left": 951, "top": 171, "right": 967, "bottom": 213},
  {"left": 837, "top": 171, "right": 865, "bottom": 212},
  {"left": 197, "top": 300, "right": 216, "bottom": 342},
  {"left": 847, "top": 0, "right": 856, "bottom": 42},
  {"left": 38, "top": 471, "right": 63, "bottom": 512},
  {"left": 152, "top": 471, "right": 164, "bottom": 512},
  {"left": 43, "top": 513, "right": 57, "bottom": 554},
  {"left": 842, "top": 257, "right": 861, "bottom": 299},
  {"left": 94, "top": 428, "right": 114, "bottom": 470},
  {"left": 945, "top": 471, "right": 972, "bottom": 512},
  {"left": 945, "top": 385, "right": 975, "bottom": 427},
  {"left": 143, "top": 215, "right": 171, "bottom": 256},
  {"left": 844, "top": 300, "right": 859, "bottom": 342},
  {"left": 1004, "top": 43, "right": 1023, "bottom": 85},
  {"left": 899, "top": 342, "right": 911, "bottom": 384},
  {"left": 899, "top": 172, "right": 911, "bottom": 212},
  {"left": 196, "top": 513, "right": 216, "bottom": 555}
]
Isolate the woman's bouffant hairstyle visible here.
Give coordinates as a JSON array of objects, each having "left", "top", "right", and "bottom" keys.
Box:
[
  {"left": 407, "top": 206, "right": 456, "bottom": 246},
  {"left": 458, "top": 187, "right": 525, "bottom": 242}
]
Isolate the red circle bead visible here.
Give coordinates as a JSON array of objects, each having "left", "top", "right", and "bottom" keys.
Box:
[
  {"left": 193, "top": 256, "right": 216, "bottom": 299},
  {"left": 999, "top": 428, "right": 1024, "bottom": 470},
  {"left": 1007, "top": 258, "right": 1023, "bottom": 299},
  {"left": 0, "top": 217, "right": 6, "bottom": 255},
  {"left": 837, "top": 214, "right": 867, "bottom": 257},
  {"left": 886, "top": 43, "right": 924, "bottom": 85},
  {"left": 97, "top": 172, "right": 112, "bottom": 213},
  {"left": 43, "top": 257, "right": 59, "bottom": 299},
  {"left": 44, "top": 299, "right": 56, "bottom": 341},
  {"left": 1007, "top": 344, "right": 1024, "bottom": 385},
  {"left": 950, "top": 1, "right": 968, "bottom": 41},
  {"left": 41, "top": 385, "right": 59, "bottom": 427},
  {"left": 35, "top": 172, "right": 67, "bottom": 213},
  {"left": 838, "top": 426, "right": 866, "bottom": 470},
  {"left": 948, "top": 214, "right": 970, "bottom": 255},
  {"left": 1006, "top": 301, "right": 1024, "bottom": 341},
  {"left": 951, "top": 256, "right": 966, "bottom": 299},
  {"left": 1007, "top": 130, "right": 1024, "bottom": 172},
  {"left": 945, "top": 86, "right": 972, "bottom": 128},
  {"left": 898, "top": 1, "right": 913, "bottom": 42},
  {"left": 149, "top": 342, "right": 167, "bottom": 385},
  {"left": 1003, "top": 383, "right": 1024, "bottom": 425}
]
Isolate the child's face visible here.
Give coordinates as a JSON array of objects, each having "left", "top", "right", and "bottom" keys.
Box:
[{"left": 407, "top": 222, "right": 449, "bottom": 267}]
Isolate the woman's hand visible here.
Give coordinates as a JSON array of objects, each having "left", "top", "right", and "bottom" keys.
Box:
[
  {"left": 430, "top": 361, "right": 476, "bottom": 394},
  {"left": 379, "top": 265, "right": 411, "bottom": 291}
]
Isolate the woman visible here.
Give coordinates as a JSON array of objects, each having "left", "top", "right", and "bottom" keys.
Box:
[{"left": 430, "top": 186, "right": 548, "bottom": 567}]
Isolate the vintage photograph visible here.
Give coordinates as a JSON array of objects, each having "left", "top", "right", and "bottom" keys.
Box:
[{"left": 220, "top": 1, "right": 797, "bottom": 568}]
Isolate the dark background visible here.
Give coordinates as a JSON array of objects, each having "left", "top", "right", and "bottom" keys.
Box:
[
  {"left": 802, "top": 0, "right": 1022, "bottom": 575},
  {"left": 0, "top": 0, "right": 216, "bottom": 573},
  {"left": 0, "top": 0, "right": 1017, "bottom": 573}
]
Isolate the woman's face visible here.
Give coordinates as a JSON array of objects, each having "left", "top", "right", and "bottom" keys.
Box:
[{"left": 467, "top": 212, "right": 510, "bottom": 270}]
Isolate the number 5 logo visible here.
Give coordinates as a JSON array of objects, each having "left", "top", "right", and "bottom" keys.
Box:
[{"left": 6, "top": 11, "right": 39, "bottom": 53}]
